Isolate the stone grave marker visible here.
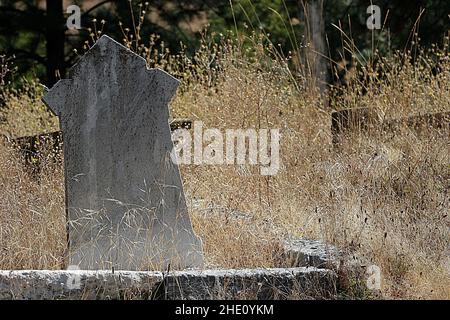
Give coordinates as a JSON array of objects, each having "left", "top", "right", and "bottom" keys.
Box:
[{"left": 42, "top": 35, "right": 203, "bottom": 270}]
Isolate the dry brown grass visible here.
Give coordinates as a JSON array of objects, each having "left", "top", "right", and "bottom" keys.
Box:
[
  {"left": 0, "top": 142, "right": 65, "bottom": 269},
  {"left": 0, "top": 80, "right": 59, "bottom": 138},
  {"left": 0, "top": 31, "right": 449, "bottom": 299}
]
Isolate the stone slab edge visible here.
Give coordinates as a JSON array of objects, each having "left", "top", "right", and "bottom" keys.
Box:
[
  {"left": 282, "top": 238, "right": 380, "bottom": 297},
  {"left": 282, "top": 238, "right": 342, "bottom": 269},
  {"left": 0, "top": 267, "right": 336, "bottom": 300}
]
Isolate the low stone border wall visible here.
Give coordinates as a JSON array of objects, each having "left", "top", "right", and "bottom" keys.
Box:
[
  {"left": 282, "top": 238, "right": 341, "bottom": 269},
  {"left": 0, "top": 267, "right": 336, "bottom": 300},
  {"left": 0, "top": 238, "right": 375, "bottom": 300},
  {"left": 159, "top": 268, "right": 336, "bottom": 300}
]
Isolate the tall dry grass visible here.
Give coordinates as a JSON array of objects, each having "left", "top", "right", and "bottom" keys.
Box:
[
  {"left": 170, "top": 34, "right": 449, "bottom": 299},
  {"left": 0, "top": 141, "right": 65, "bottom": 269},
  {"left": 0, "top": 28, "right": 449, "bottom": 299}
]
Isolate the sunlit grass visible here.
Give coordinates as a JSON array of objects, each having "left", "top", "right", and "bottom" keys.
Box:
[{"left": 0, "top": 19, "right": 449, "bottom": 299}]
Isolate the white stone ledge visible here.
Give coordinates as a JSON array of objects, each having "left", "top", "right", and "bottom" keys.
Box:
[{"left": 0, "top": 267, "right": 336, "bottom": 300}]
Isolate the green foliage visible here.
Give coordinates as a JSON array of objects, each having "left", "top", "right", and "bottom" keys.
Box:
[
  {"left": 208, "top": 0, "right": 304, "bottom": 54},
  {"left": 325, "top": 0, "right": 450, "bottom": 62},
  {"left": 0, "top": 0, "right": 449, "bottom": 83}
]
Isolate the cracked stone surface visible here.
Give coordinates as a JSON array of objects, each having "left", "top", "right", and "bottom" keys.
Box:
[
  {"left": 282, "top": 238, "right": 342, "bottom": 269},
  {"left": 160, "top": 267, "right": 337, "bottom": 300},
  {"left": 0, "top": 270, "right": 163, "bottom": 300},
  {"left": 0, "top": 268, "right": 336, "bottom": 300}
]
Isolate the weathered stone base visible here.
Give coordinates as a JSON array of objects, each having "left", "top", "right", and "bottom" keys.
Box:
[
  {"left": 0, "top": 237, "right": 377, "bottom": 300},
  {"left": 158, "top": 268, "right": 336, "bottom": 300},
  {"left": 283, "top": 238, "right": 381, "bottom": 298},
  {"left": 282, "top": 238, "right": 341, "bottom": 269},
  {"left": 0, "top": 270, "right": 162, "bottom": 300},
  {"left": 0, "top": 268, "right": 335, "bottom": 300}
]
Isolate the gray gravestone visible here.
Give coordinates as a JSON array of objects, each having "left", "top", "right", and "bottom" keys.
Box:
[{"left": 42, "top": 35, "right": 203, "bottom": 270}]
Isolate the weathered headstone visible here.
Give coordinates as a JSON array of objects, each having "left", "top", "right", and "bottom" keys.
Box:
[{"left": 42, "top": 35, "right": 203, "bottom": 270}]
